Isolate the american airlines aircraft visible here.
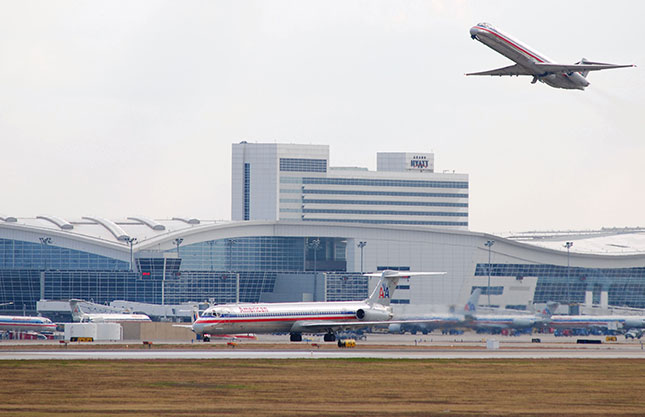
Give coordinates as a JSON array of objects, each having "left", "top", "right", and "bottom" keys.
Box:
[
  {"left": 467, "top": 22, "right": 634, "bottom": 90},
  {"left": 70, "top": 300, "right": 151, "bottom": 323},
  {"left": 463, "top": 292, "right": 558, "bottom": 331},
  {"left": 548, "top": 314, "right": 645, "bottom": 331},
  {"left": 192, "top": 270, "right": 444, "bottom": 342},
  {"left": 387, "top": 289, "right": 482, "bottom": 334},
  {"left": 0, "top": 315, "right": 57, "bottom": 333}
]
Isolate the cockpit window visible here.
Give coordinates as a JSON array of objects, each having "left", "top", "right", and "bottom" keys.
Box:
[{"left": 476, "top": 22, "right": 492, "bottom": 29}]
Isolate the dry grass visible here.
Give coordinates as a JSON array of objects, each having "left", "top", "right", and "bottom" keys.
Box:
[{"left": 1, "top": 359, "right": 644, "bottom": 416}]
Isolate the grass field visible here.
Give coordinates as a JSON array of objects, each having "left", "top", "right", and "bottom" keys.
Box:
[{"left": 1, "top": 359, "right": 645, "bottom": 416}]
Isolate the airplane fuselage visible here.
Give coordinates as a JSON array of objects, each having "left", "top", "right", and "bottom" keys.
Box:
[
  {"left": 193, "top": 300, "right": 392, "bottom": 335},
  {"left": 0, "top": 315, "right": 57, "bottom": 333},
  {"left": 78, "top": 313, "right": 151, "bottom": 323},
  {"left": 468, "top": 313, "right": 543, "bottom": 329},
  {"left": 549, "top": 315, "right": 645, "bottom": 330},
  {"left": 469, "top": 24, "right": 590, "bottom": 90}
]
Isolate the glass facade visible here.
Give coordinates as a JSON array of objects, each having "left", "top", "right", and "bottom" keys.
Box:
[
  {"left": 324, "top": 274, "right": 368, "bottom": 301},
  {"left": 0, "top": 238, "right": 128, "bottom": 271},
  {"left": 302, "top": 218, "right": 468, "bottom": 227},
  {"left": 243, "top": 163, "right": 251, "bottom": 220},
  {"left": 0, "top": 236, "right": 351, "bottom": 314},
  {"left": 475, "top": 263, "right": 645, "bottom": 308},
  {"left": 279, "top": 158, "right": 327, "bottom": 173},
  {"left": 295, "top": 177, "right": 468, "bottom": 189},
  {"left": 302, "top": 199, "right": 468, "bottom": 208},
  {"left": 301, "top": 189, "right": 468, "bottom": 198},
  {"left": 3, "top": 233, "right": 645, "bottom": 316}
]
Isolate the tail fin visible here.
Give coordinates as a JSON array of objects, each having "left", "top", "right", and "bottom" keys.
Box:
[
  {"left": 577, "top": 58, "right": 591, "bottom": 78},
  {"left": 69, "top": 299, "right": 86, "bottom": 322},
  {"left": 192, "top": 306, "right": 200, "bottom": 323},
  {"left": 541, "top": 301, "right": 559, "bottom": 318},
  {"left": 364, "top": 270, "right": 446, "bottom": 306},
  {"left": 464, "top": 288, "right": 482, "bottom": 316}
]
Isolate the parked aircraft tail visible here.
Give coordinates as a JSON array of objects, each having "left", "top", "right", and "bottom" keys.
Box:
[
  {"left": 364, "top": 270, "right": 445, "bottom": 306},
  {"left": 464, "top": 288, "right": 482, "bottom": 317},
  {"left": 69, "top": 299, "right": 87, "bottom": 322},
  {"left": 541, "top": 301, "right": 560, "bottom": 318}
]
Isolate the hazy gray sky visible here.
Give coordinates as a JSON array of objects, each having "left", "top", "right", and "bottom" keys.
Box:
[{"left": 1, "top": 1, "right": 643, "bottom": 233}]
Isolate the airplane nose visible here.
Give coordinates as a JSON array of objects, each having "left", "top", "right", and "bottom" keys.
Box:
[{"left": 470, "top": 27, "right": 480, "bottom": 40}]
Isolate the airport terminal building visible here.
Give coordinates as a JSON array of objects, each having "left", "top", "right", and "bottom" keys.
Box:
[{"left": 2, "top": 143, "right": 645, "bottom": 317}]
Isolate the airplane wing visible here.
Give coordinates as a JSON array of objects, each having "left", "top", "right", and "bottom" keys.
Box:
[
  {"left": 294, "top": 319, "right": 453, "bottom": 333},
  {"left": 466, "top": 64, "right": 535, "bottom": 77},
  {"left": 534, "top": 62, "right": 635, "bottom": 74}
]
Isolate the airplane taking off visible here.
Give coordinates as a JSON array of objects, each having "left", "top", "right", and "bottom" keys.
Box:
[
  {"left": 192, "top": 270, "right": 445, "bottom": 342},
  {"left": 467, "top": 22, "right": 634, "bottom": 90},
  {"left": 0, "top": 315, "right": 57, "bottom": 333},
  {"left": 70, "top": 300, "right": 151, "bottom": 323}
]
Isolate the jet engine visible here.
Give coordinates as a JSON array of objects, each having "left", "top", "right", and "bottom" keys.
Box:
[
  {"left": 356, "top": 308, "right": 391, "bottom": 321},
  {"left": 623, "top": 318, "right": 645, "bottom": 329}
]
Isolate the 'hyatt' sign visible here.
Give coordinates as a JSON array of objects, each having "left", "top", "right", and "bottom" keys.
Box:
[{"left": 409, "top": 155, "right": 431, "bottom": 170}]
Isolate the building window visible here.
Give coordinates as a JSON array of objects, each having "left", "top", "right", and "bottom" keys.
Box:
[
  {"left": 279, "top": 158, "right": 327, "bottom": 173},
  {"left": 471, "top": 286, "right": 504, "bottom": 295},
  {"left": 243, "top": 163, "right": 250, "bottom": 220}
]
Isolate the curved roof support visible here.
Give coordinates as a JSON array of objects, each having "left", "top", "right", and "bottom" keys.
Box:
[
  {"left": 172, "top": 217, "right": 200, "bottom": 225},
  {"left": 37, "top": 215, "right": 74, "bottom": 230},
  {"left": 82, "top": 216, "right": 130, "bottom": 241},
  {"left": 127, "top": 216, "right": 166, "bottom": 231},
  {"left": 0, "top": 215, "right": 17, "bottom": 223}
]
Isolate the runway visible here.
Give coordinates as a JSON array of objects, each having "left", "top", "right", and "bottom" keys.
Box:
[
  {"left": 3, "top": 333, "right": 645, "bottom": 360},
  {"left": 3, "top": 347, "right": 645, "bottom": 360}
]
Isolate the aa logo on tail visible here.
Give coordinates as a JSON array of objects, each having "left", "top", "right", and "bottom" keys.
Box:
[{"left": 378, "top": 284, "right": 390, "bottom": 299}]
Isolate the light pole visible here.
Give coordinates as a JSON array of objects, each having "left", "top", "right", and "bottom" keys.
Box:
[
  {"left": 125, "top": 237, "right": 137, "bottom": 272},
  {"left": 357, "top": 241, "right": 367, "bottom": 273},
  {"left": 484, "top": 240, "right": 495, "bottom": 307},
  {"left": 564, "top": 241, "right": 573, "bottom": 305},
  {"left": 39, "top": 237, "right": 52, "bottom": 269},
  {"left": 173, "top": 238, "right": 184, "bottom": 256},
  {"left": 208, "top": 240, "right": 214, "bottom": 271},
  {"left": 39, "top": 237, "right": 52, "bottom": 301}
]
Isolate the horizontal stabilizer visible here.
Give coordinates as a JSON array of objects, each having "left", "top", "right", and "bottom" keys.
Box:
[
  {"left": 363, "top": 271, "right": 446, "bottom": 278},
  {"left": 534, "top": 62, "right": 635, "bottom": 74},
  {"left": 466, "top": 64, "right": 534, "bottom": 77}
]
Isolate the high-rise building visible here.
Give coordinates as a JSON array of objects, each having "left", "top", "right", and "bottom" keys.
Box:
[{"left": 231, "top": 142, "right": 469, "bottom": 229}]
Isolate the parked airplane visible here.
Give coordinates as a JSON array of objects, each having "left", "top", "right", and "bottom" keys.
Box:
[
  {"left": 0, "top": 315, "right": 57, "bottom": 333},
  {"left": 548, "top": 314, "right": 645, "bottom": 331},
  {"left": 192, "top": 270, "right": 445, "bottom": 342},
  {"left": 463, "top": 290, "right": 557, "bottom": 331},
  {"left": 387, "top": 289, "right": 482, "bottom": 334},
  {"left": 467, "top": 22, "right": 634, "bottom": 90},
  {"left": 70, "top": 300, "right": 151, "bottom": 323}
]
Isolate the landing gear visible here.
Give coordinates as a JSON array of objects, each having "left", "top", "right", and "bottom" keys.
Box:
[
  {"left": 202, "top": 335, "right": 210, "bottom": 342},
  {"left": 323, "top": 333, "right": 336, "bottom": 342},
  {"left": 290, "top": 333, "right": 302, "bottom": 342}
]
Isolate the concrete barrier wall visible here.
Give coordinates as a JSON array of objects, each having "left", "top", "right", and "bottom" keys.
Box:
[{"left": 121, "top": 322, "right": 195, "bottom": 341}]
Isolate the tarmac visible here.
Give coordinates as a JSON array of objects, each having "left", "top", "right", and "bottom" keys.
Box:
[{"left": 2, "top": 332, "right": 645, "bottom": 360}]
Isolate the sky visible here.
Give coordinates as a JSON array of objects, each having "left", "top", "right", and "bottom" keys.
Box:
[{"left": 1, "top": 0, "right": 643, "bottom": 234}]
